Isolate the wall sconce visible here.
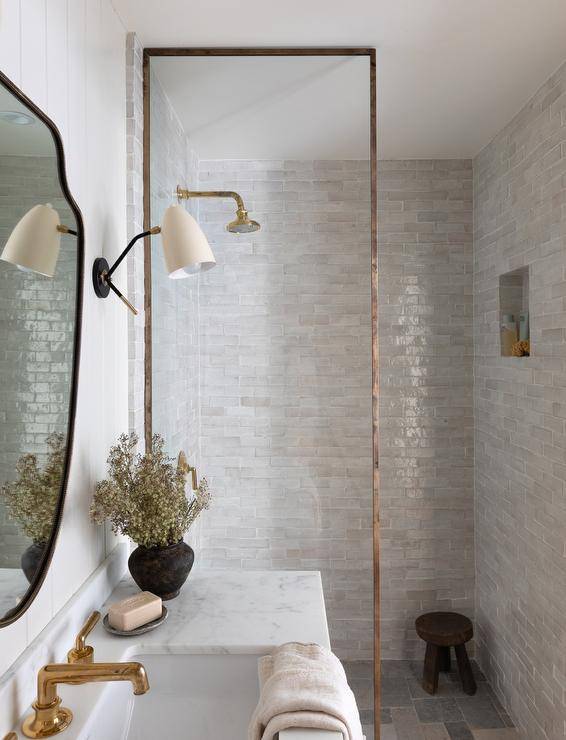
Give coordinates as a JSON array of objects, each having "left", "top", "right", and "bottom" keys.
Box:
[
  {"left": 0, "top": 204, "right": 77, "bottom": 277},
  {"left": 92, "top": 204, "right": 216, "bottom": 315}
]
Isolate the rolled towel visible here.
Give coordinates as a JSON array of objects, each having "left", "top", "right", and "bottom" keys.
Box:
[{"left": 248, "top": 642, "right": 364, "bottom": 740}]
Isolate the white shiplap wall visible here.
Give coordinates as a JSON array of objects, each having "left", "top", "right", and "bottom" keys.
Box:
[{"left": 0, "top": 0, "right": 128, "bottom": 678}]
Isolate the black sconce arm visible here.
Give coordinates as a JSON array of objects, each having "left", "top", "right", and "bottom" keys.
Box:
[{"left": 92, "top": 226, "right": 160, "bottom": 315}]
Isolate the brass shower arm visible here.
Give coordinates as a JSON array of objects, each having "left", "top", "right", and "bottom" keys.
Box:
[{"left": 176, "top": 186, "right": 246, "bottom": 213}]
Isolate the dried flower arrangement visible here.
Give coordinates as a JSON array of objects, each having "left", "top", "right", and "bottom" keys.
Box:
[
  {"left": 90, "top": 432, "right": 211, "bottom": 549},
  {"left": 0, "top": 433, "right": 65, "bottom": 544}
]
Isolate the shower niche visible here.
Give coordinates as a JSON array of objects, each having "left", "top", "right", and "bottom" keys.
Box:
[{"left": 499, "top": 266, "right": 530, "bottom": 357}]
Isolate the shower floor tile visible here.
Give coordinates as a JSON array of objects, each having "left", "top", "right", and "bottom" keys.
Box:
[{"left": 343, "top": 659, "right": 516, "bottom": 740}]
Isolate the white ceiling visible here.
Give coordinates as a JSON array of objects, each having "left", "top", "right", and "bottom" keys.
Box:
[
  {"left": 0, "top": 87, "right": 55, "bottom": 156},
  {"left": 112, "top": 0, "right": 566, "bottom": 159},
  {"left": 152, "top": 56, "right": 370, "bottom": 160}
]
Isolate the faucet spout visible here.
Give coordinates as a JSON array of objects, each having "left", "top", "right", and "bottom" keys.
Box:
[
  {"left": 38, "top": 661, "right": 149, "bottom": 705},
  {"left": 22, "top": 661, "right": 149, "bottom": 738}
]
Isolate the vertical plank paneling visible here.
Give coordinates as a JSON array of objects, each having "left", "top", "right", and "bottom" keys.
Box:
[
  {"left": 100, "top": 0, "right": 128, "bottom": 560},
  {"left": 0, "top": 0, "right": 22, "bottom": 84},
  {"left": 0, "top": 0, "right": 128, "bottom": 699},
  {"left": 67, "top": 0, "right": 87, "bottom": 204},
  {"left": 50, "top": 0, "right": 89, "bottom": 616},
  {"left": 20, "top": 0, "right": 46, "bottom": 107},
  {"left": 46, "top": 0, "right": 69, "bottom": 142}
]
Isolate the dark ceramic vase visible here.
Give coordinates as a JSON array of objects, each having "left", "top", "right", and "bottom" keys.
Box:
[
  {"left": 21, "top": 541, "right": 47, "bottom": 583},
  {"left": 128, "top": 540, "right": 194, "bottom": 600}
]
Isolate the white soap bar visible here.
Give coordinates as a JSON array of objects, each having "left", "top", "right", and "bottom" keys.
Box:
[{"left": 108, "top": 591, "right": 162, "bottom": 631}]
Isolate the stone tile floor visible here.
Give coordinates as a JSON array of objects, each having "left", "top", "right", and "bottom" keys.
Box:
[
  {"left": 344, "top": 660, "right": 518, "bottom": 740},
  {"left": 344, "top": 660, "right": 375, "bottom": 739}
]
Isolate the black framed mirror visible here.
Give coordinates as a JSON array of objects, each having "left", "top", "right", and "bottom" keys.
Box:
[{"left": 0, "top": 71, "right": 83, "bottom": 627}]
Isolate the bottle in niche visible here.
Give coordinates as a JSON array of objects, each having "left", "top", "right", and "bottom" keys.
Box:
[
  {"left": 519, "top": 311, "right": 529, "bottom": 341},
  {"left": 501, "top": 314, "right": 517, "bottom": 356}
]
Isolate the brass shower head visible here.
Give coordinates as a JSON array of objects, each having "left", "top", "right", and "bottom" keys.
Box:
[
  {"left": 176, "top": 186, "right": 261, "bottom": 234},
  {"left": 226, "top": 208, "right": 261, "bottom": 234}
]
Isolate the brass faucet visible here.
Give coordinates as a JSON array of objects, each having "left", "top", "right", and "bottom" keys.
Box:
[
  {"left": 22, "top": 661, "right": 149, "bottom": 738},
  {"left": 67, "top": 611, "right": 100, "bottom": 664}
]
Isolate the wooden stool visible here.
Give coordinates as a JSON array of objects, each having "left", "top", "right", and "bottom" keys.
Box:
[{"left": 415, "top": 612, "right": 476, "bottom": 696}]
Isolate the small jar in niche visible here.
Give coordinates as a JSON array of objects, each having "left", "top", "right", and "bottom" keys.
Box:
[{"left": 501, "top": 313, "right": 517, "bottom": 356}]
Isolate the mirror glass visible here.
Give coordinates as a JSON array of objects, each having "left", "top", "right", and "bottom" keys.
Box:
[
  {"left": 148, "top": 55, "right": 374, "bottom": 736},
  {"left": 0, "top": 79, "right": 80, "bottom": 624}
]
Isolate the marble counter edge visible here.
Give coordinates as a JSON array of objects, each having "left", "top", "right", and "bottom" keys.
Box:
[{"left": 91, "top": 568, "right": 331, "bottom": 659}]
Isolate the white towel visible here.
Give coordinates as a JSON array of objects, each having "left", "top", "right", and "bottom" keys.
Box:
[{"left": 248, "top": 642, "right": 364, "bottom": 740}]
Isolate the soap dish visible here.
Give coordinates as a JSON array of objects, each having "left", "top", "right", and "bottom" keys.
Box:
[{"left": 102, "top": 605, "right": 168, "bottom": 636}]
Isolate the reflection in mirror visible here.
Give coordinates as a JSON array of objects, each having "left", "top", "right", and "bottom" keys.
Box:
[
  {"left": 0, "top": 80, "right": 79, "bottom": 623},
  {"left": 148, "top": 55, "right": 374, "bottom": 736}
]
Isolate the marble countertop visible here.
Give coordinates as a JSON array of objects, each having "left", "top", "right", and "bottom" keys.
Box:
[
  {"left": 92, "top": 567, "right": 331, "bottom": 657},
  {"left": 8, "top": 566, "right": 332, "bottom": 739}
]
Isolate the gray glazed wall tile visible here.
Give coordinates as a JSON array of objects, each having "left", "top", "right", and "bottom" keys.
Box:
[
  {"left": 125, "top": 32, "right": 145, "bottom": 442},
  {"left": 378, "top": 160, "right": 474, "bottom": 660},
  {"left": 473, "top": 59, "right": 566, "bottom": 740},
  {"left": 197, "top": 158, "right": 373, "bottom": 661}
]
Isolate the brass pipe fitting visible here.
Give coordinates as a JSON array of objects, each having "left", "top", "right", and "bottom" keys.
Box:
[{"left": 176, "top": 185, "right": 246, "bottom": 212}]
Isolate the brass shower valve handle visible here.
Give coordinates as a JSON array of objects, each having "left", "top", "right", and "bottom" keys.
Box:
[
  {"left": 177, "top": 450, "right": 198, "bottom": 490},
  {"left": 67, "top": 611, "right": 101, "bottom": 664}
]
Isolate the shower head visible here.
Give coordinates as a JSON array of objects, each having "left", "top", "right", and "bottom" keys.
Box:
[
  {"left": 176, "top": 186, "right": 261, "bottom": 235},
  {"left": 226, "top": 208, "right": 261, "bottom": 234}
]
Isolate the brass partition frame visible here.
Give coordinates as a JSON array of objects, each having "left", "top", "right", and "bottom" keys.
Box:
[{"left": 142, "top": 47, "right": 379, "bottom": 734}]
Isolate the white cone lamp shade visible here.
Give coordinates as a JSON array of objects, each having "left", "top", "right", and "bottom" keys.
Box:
[
  {"left": 1, "top": 204, "right": 61, "bottom": 277},
  {"left": 161, "top": 204, "right": 216, "bottom": 279}
]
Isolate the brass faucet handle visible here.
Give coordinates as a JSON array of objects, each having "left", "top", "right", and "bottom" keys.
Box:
[
  {"left": 67, "top": 611, "right": 100, "bottom": 664},
  {"left": 3, "top": 733, "right": 18, "bottom": 739}
]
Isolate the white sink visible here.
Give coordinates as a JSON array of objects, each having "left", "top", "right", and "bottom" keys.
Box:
[
  {"left": 72, "top": 652, "right": 344, "bottom": 740},
  {"left": 81, "top": 653, "right": 261, "bottom": 740}
]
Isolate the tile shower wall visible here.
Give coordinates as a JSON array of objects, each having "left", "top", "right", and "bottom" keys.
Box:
[
  {"left": 149, "top": 68, "right": 200, "bottom": 463},
  {"left": 474, "top": 61, "right": 566, "bottom": 739},
  {"left": 126, "top": 33, "right": 145, "bottom": 441},
  {"left": 378, "top": 160, "right": 474, "bottom": 659},
  {"left": 147, "top": 65, "right": 206, "bottom": 550},
  {"left": 0, "top": 155, "right": 75, "bottom": 566},
  {"left": 197, "top": 159, "right": 373, "bottom": 661}
]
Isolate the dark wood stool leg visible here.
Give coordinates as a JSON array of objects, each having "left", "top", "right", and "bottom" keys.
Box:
[
  {"left": 422, "top": 643, "right": 441, "bottom": 695},
  {"left": 454, "top": 643, "right": 476, "bottom": 695},
  {"left": 439, "top": 646, "right": 451, "bottom": 672}
]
